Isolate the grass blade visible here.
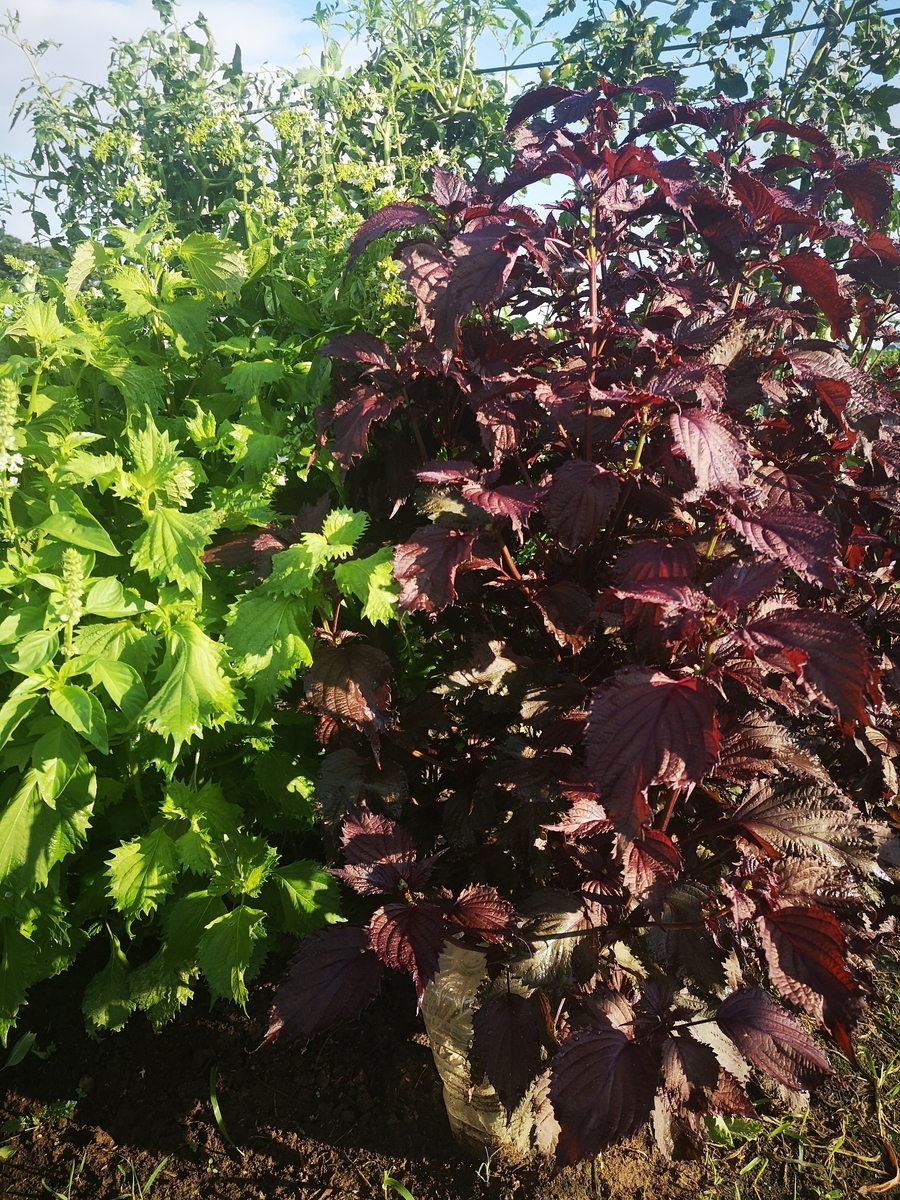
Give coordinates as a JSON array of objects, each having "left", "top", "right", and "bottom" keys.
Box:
[
  {"left": 382, "top": 1172, "right": 416, "bottom": 1200},
  {"left": 209, "top": 1067, "right": 245, "bottom": 1157}
]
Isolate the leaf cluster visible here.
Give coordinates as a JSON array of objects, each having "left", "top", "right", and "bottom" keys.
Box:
[
  {"left": 0, "top": 216, "right": 413, "bottom": 1043},
  {"left": 544, "top": 0, "right": 900, "bottom": 166},
  {"left": 269, "top": 82, "right": 900, "bottom": 1164},
  {"left": 1, "top": 1, "right": 513, "bottom": 249}
]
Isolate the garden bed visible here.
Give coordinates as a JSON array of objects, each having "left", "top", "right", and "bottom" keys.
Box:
[{"left": 3, "top": 949, "right": 900, "bottom": 1200}]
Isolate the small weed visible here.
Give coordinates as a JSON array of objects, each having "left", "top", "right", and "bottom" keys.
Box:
[
  {"left": 1, "top": 1102, "right": 77, "bottom": 1171},
  {"left": 42, "top": 1100, "right": 78, "bottom": 1127},
  {"left": 41, "top": 1149, "right": 88, "bottom": 1200},
  {"left": 1, "top": 1099, "right": 76, "bottom": 1139},
  {"left": 475, "top": 1147, "right": 498, "bottom": 1184},
  {"left": 704, "top": 1114, "right": 768, "bottom": 1149},
  {"left": 115, "top": 1155, "right": 170, "bottom": 1200},
  {"left": 382, "top": 1172, "right": 416, "bottom": 1200}
]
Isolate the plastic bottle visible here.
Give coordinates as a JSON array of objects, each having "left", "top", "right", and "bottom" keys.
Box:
[{"left": 420, "top": 938, "right": 534, "bottom": 1156}]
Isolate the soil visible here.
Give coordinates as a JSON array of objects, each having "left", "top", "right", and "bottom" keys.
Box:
[{"left": 2, "top": 950, "right": 899, "bottom": 1200}]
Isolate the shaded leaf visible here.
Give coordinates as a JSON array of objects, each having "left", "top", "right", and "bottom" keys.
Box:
[
  {"left": 602, "top": 143, "right": 660, "bottom": 182},
  {"left": 319, "top": 332, "right": 393, "bottom": 369},
  {"left": 554, "top": 88, "right": 603, "bottom": 127},
  {"left": 585, "top": 669, "right": 719, "bottom": 837},
  {"left": 786, "top": 345, "right": 876, "bottom": 428},
  {"left": 710, "top": 561, "right": 781, "bottom": 611},
  {"left": 624, "top": 829, "right": 681, "bottom": 911},
  {"left": 505, "top": 85, "right": 572, "bottom": 134},
  {"left": 343, "top": 806, "right": 417, "bottom": 864},
  {"left": 655, "top": 882, "right": 726, "bottom": 991},
  {"left": 545, "top": 461, "right": 621, "bottom": 550},
  {"left": 661, "top": 1035, "right": 720, "bottom": 1104},
  {"left": 834, "top": 167, "right": 892, "bottom": 229},
  {"left": 725, "top": 779, "right": 880, "bottom": 871},
  {"left": 751, "top": 117, "right": 833, "bottom": 148},
  {"left": 614, "top": 540, "right": 697, "bottom": 655},
  {"left": 315, "top": 750, "right": 407, "bottom": 824},
  {"left": 669, "top": 408, "right": 749, "bottom": 500},
  {"left": 435, "top": 248, "right": 516, "bottom": 349},
  {"left": 330, "top": 384, "right": 401, "bottom": 473},
  {"left": 393, "top": 526, "right": 477, "bottom": 614},
  {"left": 726, "top": 506, "right": 838, "bottom": 588},
  {"left": 264, "top": 925, "right": 382, "bottom": 1043},
  {"left": 550, "top": 1025, "right": 657, "bottom": 1163},
  {"left": 628, "top": 76, "right": 677, "bottom": 103},
  {"left": 741, "top": 608, "right": 874, "bottom": 731},
  {"left": 346, "top": 202, "right": 433, "bottom": 271},
  {"left": 330, "top": 811, "right": 431, "bottom": 896},
  {"left": 473, "top": 992, "right": 544, "bottom": 1118},
  {"left": 716, "top": 987, "right": 832, "bottom": 1092},
  {"left": 779, "top": 250, "right": 852, "bottom": 340},
  {"left": 82, "top": 932, "right": 134, "bottom": 1032},
  {"left": 368, "top": 901, "right": 446, "bottom": 998},
  {"left": 756, "top": 906, "right": 860, "bottom": 1029},
  {"left": 755, "top": 464, "right": 818, "bottom": 510},
  {"left": 332, "top": 858, "right": 437, "bottom": 897},
  {"left": 304, "top": 644, "right": 392, "bottom": 742},
  {"left": 532, "top": 581, "right": 594, "bottom": 651}
]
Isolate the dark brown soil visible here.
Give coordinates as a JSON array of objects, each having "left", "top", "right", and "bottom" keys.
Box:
[{"left": 2, "top": 951, "right": 899, "bottom": 1200}]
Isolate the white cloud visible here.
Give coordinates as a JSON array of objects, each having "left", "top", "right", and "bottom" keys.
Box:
[{"left": 0, "top": 0, "right": 326, "bottom": 238}]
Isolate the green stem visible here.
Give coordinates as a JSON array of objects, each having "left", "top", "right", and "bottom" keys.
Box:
[
  {"left": 27, "top": 367, "right": 42, "bottom": 418},
  {"left": 128, "top": 747, "right": 147, "bottom": 809},
  {"left": 631, "top": 409, "right": 650, "bottom": 473},
  {"left": 2, "top": 489, "right": 20, "bottom": 550}
]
